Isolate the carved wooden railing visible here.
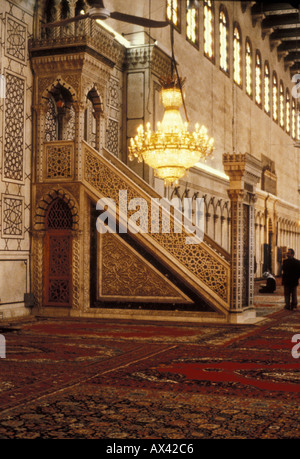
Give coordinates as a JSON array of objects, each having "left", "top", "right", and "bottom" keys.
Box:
[
  {"left": 102, "top": 147, "right": 231, "bottom": 263},
  {"left": 29, "top": 17, "right": 124, "bottom": 67},
  {"left": 82, "top": 141, "right": 231, "bottom": 315}
]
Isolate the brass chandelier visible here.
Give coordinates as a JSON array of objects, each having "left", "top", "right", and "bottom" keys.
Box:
[{"left": 128, "top": 12, "right": 214, "bottom": 186}]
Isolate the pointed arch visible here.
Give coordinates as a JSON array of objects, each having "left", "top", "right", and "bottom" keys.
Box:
[
  {"left": 34, "top": 188, "right": 79, "bottom": 231},
  {"left": 41, "top": 75, "right": 78, "bottom": 105},
  {"left": 41, "top": 77, "right": 77, "bottom": 141},
  {"left": 85, "top": 84, "right": 104, "bottom": 114}
]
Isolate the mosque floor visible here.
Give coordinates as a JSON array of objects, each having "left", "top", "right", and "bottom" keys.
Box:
[{"left": 0, "top": 281, "right": 299, "bottom": 441}]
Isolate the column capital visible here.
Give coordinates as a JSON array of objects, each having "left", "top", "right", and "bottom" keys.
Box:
[
  {"left": 223, "top": 152, "right": 262, "bottom": 196},
  {"left": 73, "top": 101, "right": 87, "bottom": 112},
  {"left": 227, "top": 189, "right": 245, "bottom": 202}
]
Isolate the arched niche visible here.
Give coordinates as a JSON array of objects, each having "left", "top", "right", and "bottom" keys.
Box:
[
  {"left": 84, "top": 86, "right": 103, "bottom": 150},
  {"left": 44, "top": 83, "right": 75, "bottom": 141}
]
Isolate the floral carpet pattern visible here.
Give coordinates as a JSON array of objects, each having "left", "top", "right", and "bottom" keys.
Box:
[{"left": 0, "top": 286, "right": 299, "bottom": 439}]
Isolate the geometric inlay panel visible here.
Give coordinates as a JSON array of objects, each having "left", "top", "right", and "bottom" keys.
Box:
[
  {"left": 48, "top": 279, "right": 70, "bottom": 304},
  {"left": 153, "top": 232, "right": 229, "bottom": 303},
  {"left": 107, "top": 77, "right": 119, "bottom": 110},
  {"left": 3, "top": 72, "right": 25, "bottom": 182},
  {"left": 2, "top": 194, "right": 24, "bottom": 238},
  {"left": 49, "top": 236, "right": 71, "bottom": 277},
  {"left": 99, "top": 232, "right": 191, "bottom": 302},
  {"left": 45, "top": 142, "right": 74, "bottom": 180},
  {"left": 5, "top": 14, "right": 27, "bottom": 63},
  {"left": 45, "top": 232, "right": 72, "bottom": 306}
]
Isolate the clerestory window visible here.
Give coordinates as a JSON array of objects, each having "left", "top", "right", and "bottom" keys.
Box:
[
  {"left": 204, "top": 0, "right": 214, "bottom": 61},
  {"left": 233, "top": 24, "right": 242, "bottom": 86}
]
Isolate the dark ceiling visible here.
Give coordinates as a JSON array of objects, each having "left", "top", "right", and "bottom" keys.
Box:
[{"left": 246, "top": 1, "right": 300, "bottom": 74}]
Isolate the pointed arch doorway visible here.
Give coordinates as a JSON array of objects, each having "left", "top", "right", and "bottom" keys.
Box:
[{"left": 44, "top": 198, "right": 73, "bottom": 307}]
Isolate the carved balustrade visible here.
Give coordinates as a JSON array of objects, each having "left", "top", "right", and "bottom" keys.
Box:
[{"left": 83, "top": 141, "right": 231, "bottom": 314}]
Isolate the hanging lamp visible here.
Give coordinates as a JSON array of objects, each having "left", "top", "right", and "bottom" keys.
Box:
[{"left": 128, "top": 10, "right": 214, "bottom": 186}]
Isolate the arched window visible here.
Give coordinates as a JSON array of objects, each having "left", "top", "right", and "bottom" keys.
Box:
[
  {"left": 233, "top": 24, "right": 242, "bottom": 86},
  {"left": 272, "top": 72, "right": 278, "bottom": 122},
  {"left": 245, "top": 38, "right": 252, "bottom": 97},
  {"left": 286, "top": 89, "right": 290, "bottom": 134},
  {"left": 255, "top": 51, "right": 262, "bottom": 106},
  {"left": 167, "top": 0, "right": 180, "bottom": 30},
  {"left": 204, "top": 0, "right": 214, "bottom": 60},
  {"left": 292, "top": 98, "right": 296, "bottom": 139},
  {"left": 264, "top": 62, "right": 270, "bottom": 114},
  {"left": 279, "top": 81, "right": 284, "bottom": 128},
  {"left": 186, "top": 0, "right": 199, "bottom": 46},
  {"left": 219, "top": 6, "right": 228, "bottom": 73},
  {"left": 297, "top": 107, "right": 300, "bottom": 140}
]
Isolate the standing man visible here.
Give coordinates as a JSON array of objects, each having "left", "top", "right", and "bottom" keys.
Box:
[{"left": 281, "top": 249, "right": 300, "bottom": 310}]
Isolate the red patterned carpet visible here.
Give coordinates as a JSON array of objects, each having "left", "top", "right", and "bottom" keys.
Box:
[{"left": 0, "top": 286, "right": 299, "bottom": 439}]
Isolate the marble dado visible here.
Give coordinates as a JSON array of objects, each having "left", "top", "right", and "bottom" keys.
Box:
[{"left": 0, "top": 0, "right": 34, "bottom": 319}]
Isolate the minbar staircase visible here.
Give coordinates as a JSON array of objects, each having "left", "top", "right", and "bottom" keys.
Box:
[{"left": 81, "top": 141, "right": 231, "bottom": 322}]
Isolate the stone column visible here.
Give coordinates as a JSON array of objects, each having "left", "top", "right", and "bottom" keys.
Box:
[
  {"left": 73, "top": 101, "right": 86, "bottom": 181},
  {"left": 227, "top": 189, "right": 245, "bottom": 313},
  {"left": 223, "top": 153, "right": 262, "bottom": 322},
  {"left": 94, "top": 111, "right": 101, "bottom": 151}
]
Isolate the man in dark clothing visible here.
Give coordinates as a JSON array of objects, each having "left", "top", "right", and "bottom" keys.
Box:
[
  {"left": 259, "top": 271, "right": 276, "bottom": 293},
  {"left": 281, "top": 248, "right": 300, "bottom": 310}
]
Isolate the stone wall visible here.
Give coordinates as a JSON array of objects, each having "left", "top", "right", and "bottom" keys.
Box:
[
  {"left": 117, "top": 0, "right": 300, "bottom": 269},
  {"left": 0, "top": 0, "right": 34, "bottom": 319}
]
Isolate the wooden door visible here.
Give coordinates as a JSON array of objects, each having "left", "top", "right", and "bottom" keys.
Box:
[{"left": 44, "top": 198, "right": 73, "bottom": 307}]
